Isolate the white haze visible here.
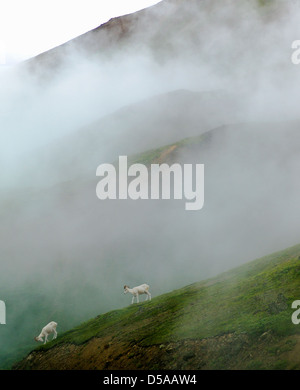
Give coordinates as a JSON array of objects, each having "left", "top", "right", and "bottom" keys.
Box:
[
  {"left": 1, "top": 0, "right": 300, "bottom": 293},
  {"left": 1, "top": 0, "right": 300, "bottom": 367}
]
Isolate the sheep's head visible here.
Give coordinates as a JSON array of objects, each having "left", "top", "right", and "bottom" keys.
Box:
[
  {"left": 34, "top": 336, "right": 42, "bottom": 342},
  {"left": 124, "top": 285, "right": 129, "bottom": 294}
]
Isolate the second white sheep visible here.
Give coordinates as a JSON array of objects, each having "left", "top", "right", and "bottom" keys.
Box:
[{"left": 124, "top": 284, "right": 151, "bottom": 304}]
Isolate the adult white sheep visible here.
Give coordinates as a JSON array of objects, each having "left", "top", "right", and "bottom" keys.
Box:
[
  {"left": 34, "top": 321, "right": 58, "bottom": 344},
  {"left": 124, "top": 284, "right": 151, "bottom": 304}
]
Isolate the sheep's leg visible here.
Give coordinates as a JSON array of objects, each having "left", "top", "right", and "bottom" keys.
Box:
[
  {"left": 53, "top": 330, "right": 57, "bottom": 340},
  {"left": 145, "top": 291, "right": 151, "bottom": 301},
  {"left": 131, "top": 295, "right": 135, "bottom": 304},
  {"left": 44, "top": 335, "right": 48, "bottom": 344},
  {"left": 137, "top": 294, "right": 139, "bottom": 303}
]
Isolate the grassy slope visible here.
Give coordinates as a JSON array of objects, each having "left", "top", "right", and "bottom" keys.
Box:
[
  {"left": 0, "top": 129, "right": 238, "bottom": 370},
  {"left": 15, "top": 242, "right": 300, "bottom": 370}
]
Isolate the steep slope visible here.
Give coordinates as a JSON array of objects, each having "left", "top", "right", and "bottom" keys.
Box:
[
  {"left": 22, "top": 0, "right": 284, "bottom": 78},
  {"left": 22, "top": 88, "right": 243, "bottom": 186},
  {"left": 14, "top": 243, "right": 300, "bottom": 370},
  {"left": 2, "top": 121, "right": 300, "bottom": 369},
  {"left": 21, "top": 0, "right": 205, "bottom": 76},
  {"left": 2, "top": 0, "right": 300, "bottom": 372}
]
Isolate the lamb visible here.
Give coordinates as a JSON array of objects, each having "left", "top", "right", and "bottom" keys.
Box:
[
  {"left": 124, "top": 284, "right": 151, "bottom": 304},
  {"left": 34, "top": 321, "right": 58, "bottom": 344}
]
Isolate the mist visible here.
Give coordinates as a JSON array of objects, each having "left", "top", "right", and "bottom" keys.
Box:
[{"left": 1, "top": 0, "right": 300, "bottom": 368}]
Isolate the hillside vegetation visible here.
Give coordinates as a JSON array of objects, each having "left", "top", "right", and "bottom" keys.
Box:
[
  {"left": 14, "top": 243, "right": 300, "bottom": 370},
  {"left": 3, "top": 0, "right": 300, "bottom": 372},
  {"left": 2, "top": 120, "right": 300, "bottom": 370}
]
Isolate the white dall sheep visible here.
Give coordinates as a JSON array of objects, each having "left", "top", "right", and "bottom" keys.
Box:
[
  {"left": 124, "top": 284, "right": 151, "bottom": 304},
  {"left": 34, "top": 321, "right": 58, "bottom": 344}
]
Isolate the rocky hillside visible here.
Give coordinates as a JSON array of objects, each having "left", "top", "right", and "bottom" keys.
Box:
[
  {"left": 2, "top": 0, "right": 300, "bottom": 371},
  {"left": 2, "top": 118, "right": 300, "bottom": 370},
  {"left": 14, "top": 243, "right": 300, "bottom": 370}
]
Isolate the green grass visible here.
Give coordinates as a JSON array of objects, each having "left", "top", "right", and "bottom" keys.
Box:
[
  {"left": 124, "top": 133, "right": 206, "bottom": 167},
  {"left": 36, "top": 243, "right": 300, "bottom": 353}
]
